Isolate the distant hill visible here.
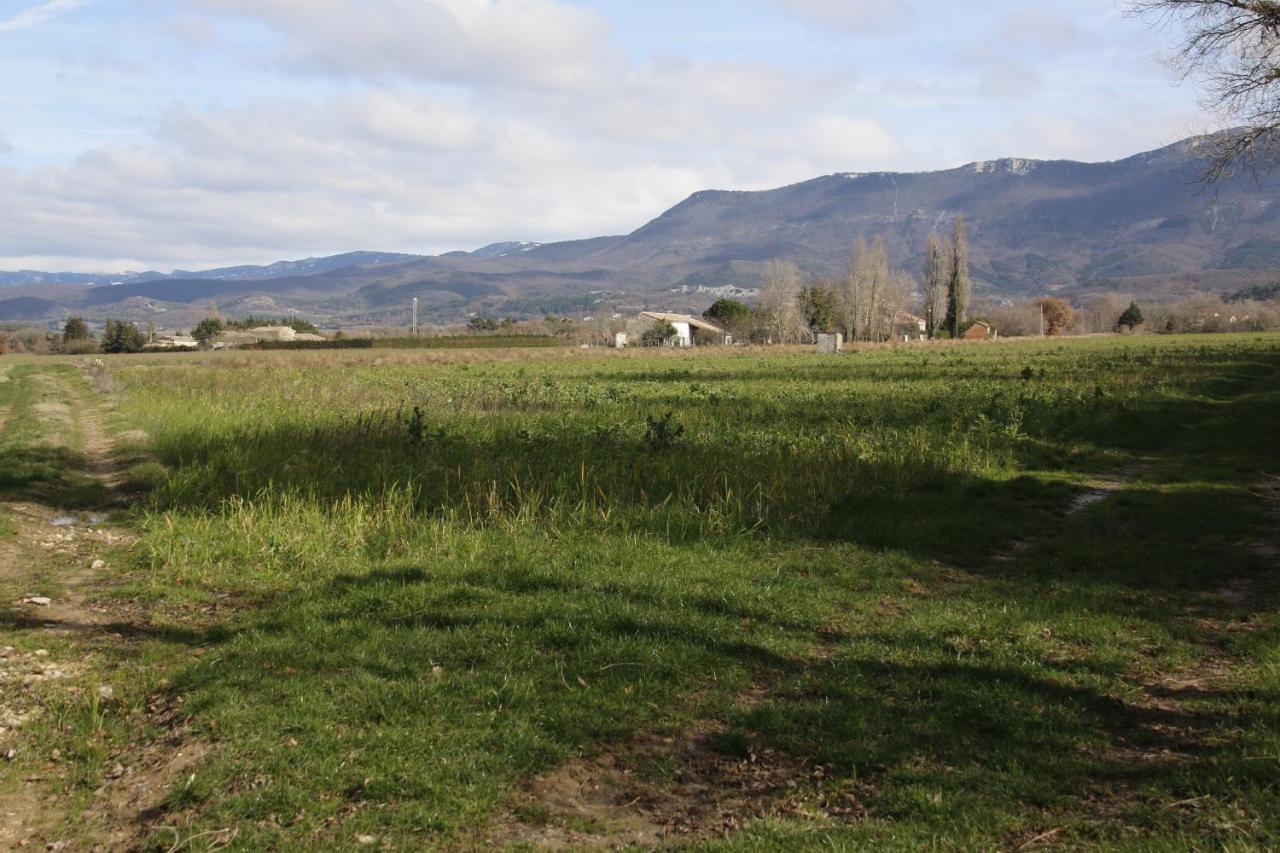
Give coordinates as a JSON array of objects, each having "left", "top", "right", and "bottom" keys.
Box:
[
  {"left": 467, "top": 241, "right": 544, "bottom": 259},
  {"left": 4, "top": 133, "right": 1278, "bottom": 326},
  {"left": 158, "top": 251, "right": 423, "bottom": 282},
  {"left": 0, "top": 296, "right": 68, "bottom": 322},
  {"left": 0, "top": 252, "right": 423, "bottom": 289}
]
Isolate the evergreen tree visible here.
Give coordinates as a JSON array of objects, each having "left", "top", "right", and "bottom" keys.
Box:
[
  {"left": 703, "top": 298, "right": 753, "bottom": 341},
  {"left": 62, "top": 316, "right": 90, "bottom": 342},
  {"left": 1118, "top": 302, "right": 1144, "bottom": 327},
  {"left": 192, "top": 317, "right": 224, "bottom": 346},
  {"left": 101, "top": 319, "right": 145, "bottom": 353},
  {"left": 923, "top": 233, "right": 948, "bottom": 338},
  {"left": 641, "top": 320, "right": 678, "bottom": 346},
  {"left": 943, "top": 216, "right": 971, "bottom": 337},
  {"left": 799, "top": 282, "right": 837, "bottom": 334}
]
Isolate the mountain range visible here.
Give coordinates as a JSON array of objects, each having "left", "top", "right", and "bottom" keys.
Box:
[{"left": 2, "top": 133, "right": 1278, "bottom": 329}]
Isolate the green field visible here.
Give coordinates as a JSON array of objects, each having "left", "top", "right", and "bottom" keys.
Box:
[{"left": 2, "top": 334, "right": 1279, "bottom": 850}]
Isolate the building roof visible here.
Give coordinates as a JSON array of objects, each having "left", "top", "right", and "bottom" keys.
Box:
[
  {"left": 638, "top": 312, "right": 724, "bottom": 333},
  {"left": 215, "top": 330, "right": 259, "bottom": 343}
]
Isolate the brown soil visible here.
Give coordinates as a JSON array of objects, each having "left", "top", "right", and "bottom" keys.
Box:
[
  {"left": 0, "top": 366, "right": 204, "bottom": 851},
  {"left": 492, "top": 722, "right": 863, "bottom": 849}
]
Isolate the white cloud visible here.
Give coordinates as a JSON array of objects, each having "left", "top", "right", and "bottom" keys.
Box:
[
  {"left": 0, "top": 72, "right": 911, "bottom": 271},
  {"left": 0, "top": 131, "right": 13, "bottom": 155},
  {"left": 0, "top": 0, "right": 90, "bottom": 33},
  {"left": 0, "top": 0, "right": 1216, "bottom": 271},
  {"left": 998, "top": 10, "right": 1083, "bottom": 51},
  {"left": 797, "top": 115, "right": 904, "bottom": 171},
  {"left": 775, "top": 0, "right": 914, "bottom": 33},
  {"left": 974, "top": 58, "right": 1043, "bottom": 100},
  {"left": 193, "top": 0, "right": 617, "bottom": 91}
]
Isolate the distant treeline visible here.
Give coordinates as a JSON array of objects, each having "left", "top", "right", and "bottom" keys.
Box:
[
  {"left": 1225, "top": 283, "right": 1280, "bottom": 303},
  {"left": 372, "top": 335, "right": 564, "bottom": 350},
  {"left": 237, "top": 335, "right": 564, "bottom": 352}
]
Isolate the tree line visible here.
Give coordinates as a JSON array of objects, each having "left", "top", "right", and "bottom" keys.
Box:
[{"left": 705, "top": 219, "right": 974, "bottom": 344}]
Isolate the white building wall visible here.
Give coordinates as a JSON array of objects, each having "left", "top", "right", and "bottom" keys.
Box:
[{"left": 673, "top": 321, "right": 692, "bottom": 347}]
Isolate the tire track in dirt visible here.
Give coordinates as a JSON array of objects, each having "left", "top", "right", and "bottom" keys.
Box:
[{"left": 0, "top": 364, "right": 203, "bottom": 852}]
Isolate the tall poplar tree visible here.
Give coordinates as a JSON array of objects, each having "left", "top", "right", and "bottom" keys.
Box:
[
  {"left": 944, "top": 216, "right": 971, "bottom": 337},
  {"left": 923, "top": 233, "right": 948, "bottom": 338}
]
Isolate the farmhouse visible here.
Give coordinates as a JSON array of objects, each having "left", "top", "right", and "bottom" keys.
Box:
[
  {"left": 153, "top": 334, "right": 198, "bottom": 349},
  {"left": 964, "top": 320, "right": 996, "bottom": 340},
  {"left": 619, "top": 312, "right": 726, "bottom": 348},
  {"left": 246, "top": 325, "right": 326, "bottom": 343},
  {"left": 896, "top": 312, "right": 928, "bottom": 341},
  {"left": 211, "top": 326, "right": 327, "bottom": 348}
]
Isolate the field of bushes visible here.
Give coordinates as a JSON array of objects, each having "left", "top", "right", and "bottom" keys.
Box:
[{"left": 5, "top": 333, "right": 1280, "bottom": 849}]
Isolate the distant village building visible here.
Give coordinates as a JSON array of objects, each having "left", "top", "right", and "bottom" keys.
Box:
[
  {"left": 964, "top": 320, "right": 996, "bottom": 340},
  {"left": 254, "top": 326, "right": 326, "bottom": 343},
  {"left": 896, "top": 312, "right": 928, "bottom": 341},
  {"left": 215, "top": 326, "right": 326, "bottom": 347},
  {"left": 618, "top": 312, "right": 726, "bottom": 348},
  {"left": 214, "top": 330, "right": 260, "bottom": 347},
  {"left": 152, "top": 334, "right": 198, "bottom": 349}
]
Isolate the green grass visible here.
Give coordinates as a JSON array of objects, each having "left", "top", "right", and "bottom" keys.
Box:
[
  {"left": 8, "top": 333, "right": 1280, "bottom": 849},
  {"left": 0, "top": 363, "right": 109, "bottom": 508},
  {"left": 372, "top": 334, "right": 564, "bottom": 349}
]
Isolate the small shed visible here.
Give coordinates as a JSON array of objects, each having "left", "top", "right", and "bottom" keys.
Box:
[
  {"left": 622, "top": 312, "right": 725, "bottom": 347},
  {"left": 964, "top": 320, "right": 996, "bottom": 340},
  {"left": 816, "top": 333, "right": 843, "bottom": 354}
]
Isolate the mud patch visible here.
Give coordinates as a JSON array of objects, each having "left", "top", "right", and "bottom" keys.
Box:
[
  {"left": 82, "top": 716, "right": 212, "bottom": 851},
  {"left": 495, "top": 723, "right": 862, "bottom": 848},
  {"left": 993, "top": 467, "right": 1143, "bottom": 565},
  {"left": 1065, "top": 467, "right": 1144, "bottom": 516}
]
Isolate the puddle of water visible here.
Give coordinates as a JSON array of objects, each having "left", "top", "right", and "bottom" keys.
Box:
[
  {"left": 50, "top": 513, "right": 106, "bottom": 527},
  {"left": 1068, "top": 487, "right": 1117, "bottom": 514}
]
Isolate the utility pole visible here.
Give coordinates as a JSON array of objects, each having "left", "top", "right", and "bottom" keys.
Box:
[
  {"left": 411, "top": 298, "right": 419, "bottom": 336},
  {"left": 1039, "top": 302, "right": 1045, "bottom": 338}
]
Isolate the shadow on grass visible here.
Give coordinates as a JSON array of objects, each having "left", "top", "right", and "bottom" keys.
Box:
[
  {"left": 53, "top": 342, "right": 1276, "bottom": 841},
  {"left": 0, "top": 445, "right": 114, "bottom": 510},
  {"left": 149, "top": 550, "right": 1280, "bottom": 839},
  {"left": 0, "top": 609, "right": 215, "bottom": 646}
]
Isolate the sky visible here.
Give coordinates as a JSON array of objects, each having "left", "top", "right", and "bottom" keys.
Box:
[{"left": 0, "top": 0, "right": 1214, "bottom": 272}]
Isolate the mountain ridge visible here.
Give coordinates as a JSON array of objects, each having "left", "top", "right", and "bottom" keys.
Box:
[{"left": 3, "top": 133, "right": 1277, "bottom": 327}]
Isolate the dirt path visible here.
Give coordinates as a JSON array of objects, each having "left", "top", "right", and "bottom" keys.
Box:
[{"left": 0, "top": 365, "right": 165, "bottom": 850}]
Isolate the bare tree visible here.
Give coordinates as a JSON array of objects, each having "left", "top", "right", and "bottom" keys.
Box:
[
  {"left": 835, "top": 237, "right": 915, "bottom": 342},
  {"left": 1083, "top": 293, "right": 1133, "bottom": 333},
  {"left": 857, "top": 238, "right": 889, "bottom": 342},
  {"left": 922, "top": 232, "right": 949, "bottom": 338},
  {"left": 757, "top": 259, "right": 807, "bottom": 343},
  {"left": 882, "top": 269, "right": 914, "bottom": 342},
  {"left": 835, "top": 238, "right": 866, "bottom": 341},
  {"left": 837, "top": 237, "right": 889, "bottom": 341},
  {"left": 944, "top": 216, "right": 971, "bottom": 337},
  {"left": 1130, "top": 0, "right": 1280, "bottom": 179}
]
